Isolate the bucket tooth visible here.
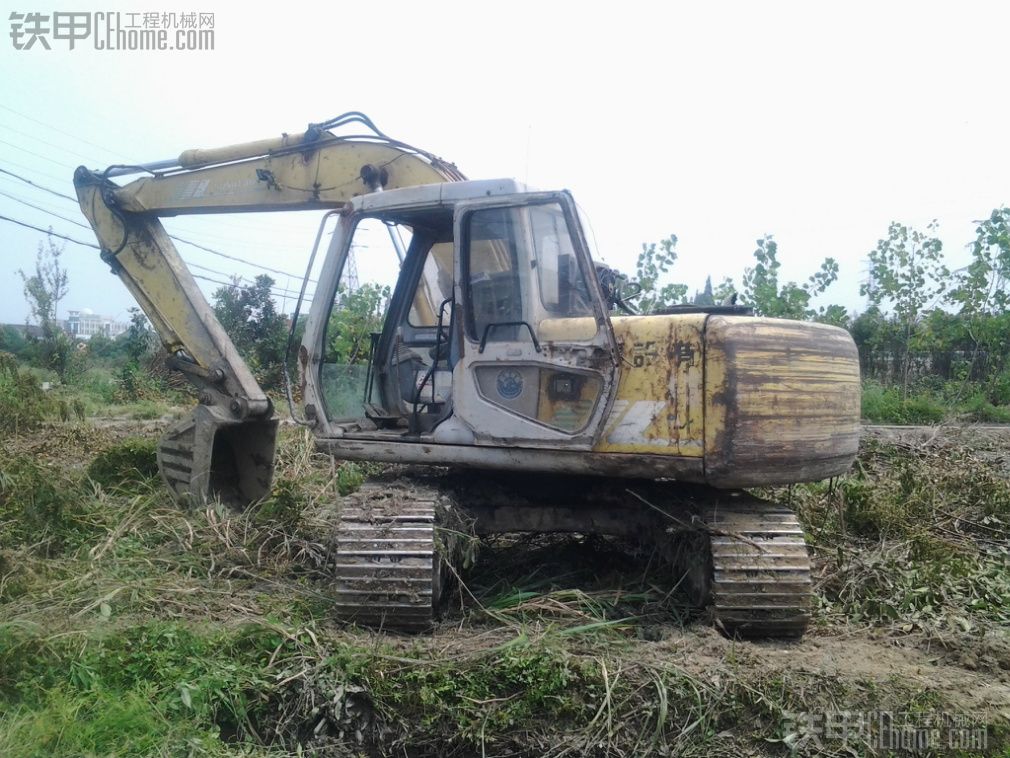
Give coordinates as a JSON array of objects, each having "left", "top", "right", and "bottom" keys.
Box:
[{"left": 156, "top": 404, "right": 278, "bottom": 507}]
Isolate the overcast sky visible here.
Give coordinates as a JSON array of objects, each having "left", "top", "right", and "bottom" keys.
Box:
[{"left": 2, "top": 0, "right": 1008, "bottom": 326}]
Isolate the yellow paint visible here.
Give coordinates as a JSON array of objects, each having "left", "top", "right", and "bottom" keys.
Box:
[
  {"left": 541, "top": 313, "right": 860, "bottom": 481},
  {"left": 593, "top": 314, "right": 706, "bottom": 457},
  {"left": 115, "top": 141, "right": 457, "bottom": 215}
]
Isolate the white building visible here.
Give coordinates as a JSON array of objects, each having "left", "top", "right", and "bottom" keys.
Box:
[{"left": 65, "top": 309, "right": 129, "bottom": 341}]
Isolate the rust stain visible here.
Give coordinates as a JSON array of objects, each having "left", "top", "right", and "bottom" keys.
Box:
[{"left": 704, "top": 316, "right": 860, "bottom": 487}]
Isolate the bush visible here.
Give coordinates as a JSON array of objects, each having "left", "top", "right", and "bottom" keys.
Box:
[
  {"left": 115, "top": 362, "right": 163, "bottom": 403},
  {"left": 77, "top": 367, "right": 119, "bottom": 405},
  {"left": 0, "top": 353, "right": 54, "bottom": 434},
  {"left": 0, "top": 455, "right": 87, "bottom": 553},
  {"left": 984, "top": 369, "right": 1010, "bottom": 406},
  {"left": 87, "top": 438, "right": 160, "bottom": 489},
  {"left": 860, "top": 382, "right": 946, "bottom": 424},
  {"left": 0, "top": 326, "right": 29, "bottom": 358},
  {"left": 959, "top": 393, "right": 1010, "bottom": 423}
]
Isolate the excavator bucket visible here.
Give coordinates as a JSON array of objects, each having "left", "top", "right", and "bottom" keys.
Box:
[{"left": 156, "top": 404, "right": 279, "bottom": 507}]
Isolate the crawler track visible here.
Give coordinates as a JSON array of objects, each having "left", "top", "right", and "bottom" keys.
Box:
[
  {"left": 329, "top": 474, "right": 811, "bottom": 638},
  {"left": 332, "top": 482, "right": 449, "bottom": 632},
  {"left": 701, "top": 495, "right": 812, "bottom": 638}
]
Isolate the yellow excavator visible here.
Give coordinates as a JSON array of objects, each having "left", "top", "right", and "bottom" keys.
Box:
[{"left": 74, "top": 112, "right": 860, "bottom": 637}]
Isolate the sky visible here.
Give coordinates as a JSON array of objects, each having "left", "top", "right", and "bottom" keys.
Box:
[{"left": 1, "top": 0, "right": 1009, "bottom": 327}]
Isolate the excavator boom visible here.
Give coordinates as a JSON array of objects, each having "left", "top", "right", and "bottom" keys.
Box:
[{"left": 74, "top": 114, "right": 463, "bottom": 504}]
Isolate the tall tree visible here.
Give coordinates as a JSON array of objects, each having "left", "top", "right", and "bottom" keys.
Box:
[
  {"left": 18, "top": 232, "right": 69, "bottom": 330},
  {"left": 949, "top": 208, "right": 1010, "bottom": 316},
  {"left": 213, "top": 275, "right": 289, "bottom": 391},
  {"left": 947, "top": 207, "right": 1010, "bottom": 385},
  {"left": 632, "top": 235, "right": 688, "bottom": 313},
  {"left": 113, "top": 307, "right": 159, "bottom": 401},
  {"left": 860, "top": 221, "right": 947, "bottom": 393},
  {"left": 326, "top": 283, "right": 390, "bottom": 365},
  {"left": 741, "top": 235, "right": 839, "bottom": 319},
  {"left": 712, "top": 276, "right": 737, "bottom": 305},
  {"left": 17, "top": 232, "right": 77, "bottom": 380}
]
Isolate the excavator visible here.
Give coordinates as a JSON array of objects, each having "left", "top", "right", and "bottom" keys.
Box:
[{"left": 74, "top": 112, "right": 860, "bottom": 638}]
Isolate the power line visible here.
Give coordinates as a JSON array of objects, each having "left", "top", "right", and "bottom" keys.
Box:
[
  {"left": 0, "top": 188, "right": 91, "bottom": 229},
  {"left": 0, "top": 164, "right": 317, "bottom": 283},
  {"left": 0, "top": 161, "right": 75, "bottom": 192},
  {"left": 0, "top": 213, "right": 99, "bottom": 248},
  {"left": 0, "top": 112, "right": 321, "bottom": 237},
  {"left": 0, "top": 103, "right": 125, "bottom": 160},
  {"left": 0, "top": 212, "right": 313, "bottom": 303},
  {"left": 0, "top": 184, "right": 80, "bottom": 214},
  {"left": 190, "top": 271, "right": 312, "bottom": 304},
  {"left": 167, "top": 231, "right": 317, "bottom": 283},
  {"left": 0, "top": 165, "right": 77, "bottom": 201},
  {"left": 0, "top": 163, "right": 309, "bottom": 251},
  {"left": 185, "top": 260, "right": 314, "bottom": 299},
  {"left": 187, "top": 259, "right": 245, "bottom": 280},
  {"left": 0, "top": 121, "right": 96, "bottom": 163},
  {"left": 160, "top": 219, "right": 309, "bottom": 249},
  {"left": 0, "top": 137, "right": 78, "bottom": 171}
]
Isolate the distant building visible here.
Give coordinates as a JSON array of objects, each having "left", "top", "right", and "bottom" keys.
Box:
[{"left": 64, "top": 309, "right": 128, "bottom": 341}]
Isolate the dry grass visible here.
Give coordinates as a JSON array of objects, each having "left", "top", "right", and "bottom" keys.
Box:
[{"left": 1, "top": 423, "right": 1008, "bottom": 756}]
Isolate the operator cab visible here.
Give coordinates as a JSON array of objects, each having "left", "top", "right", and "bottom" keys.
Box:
[{"left": 302, "top": 179, "right": 619, "bottom": 450}]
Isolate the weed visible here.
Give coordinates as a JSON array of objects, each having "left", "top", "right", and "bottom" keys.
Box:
[
  {"left": 861, "top": 379, "right": 1010, "bottom": 424},
  {"left": 86, "top": 437, "right": 160, "bottom": 489},
  {"left": 0, "top": 353, "right": 56, "bottom": 434},
  {"left": 1, "top": 424, "right": 1008, "bottom": 756},
  {"left": 861, "top": 381, "right": 948, "bottom": 424},
  {"left": 0, "top": 454, "right": 92, "bottom": 555},
  {"left": 783, "top": 438, "right": 1010, "bottom": 638}
]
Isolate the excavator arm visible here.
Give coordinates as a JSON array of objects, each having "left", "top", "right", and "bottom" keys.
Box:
[{"left": 74, "top": 113, "right": 463, "bottom": 505}]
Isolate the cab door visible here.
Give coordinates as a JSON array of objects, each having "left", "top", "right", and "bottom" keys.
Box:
[{"left": 452, "top": 192, "right": 619, "bottom": 448}]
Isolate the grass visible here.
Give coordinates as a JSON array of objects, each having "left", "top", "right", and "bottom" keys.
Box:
[
  {"left": 861, "top": 379, "right": 1010, "bottom": 424},
  {"left": 0, "top": 355, "right": 182, "bottom": 428},
  {"left": 1, "top": 420, "right": 1008, "bottom": 755},
  {"left": 786, "top": 439, "right": 1010, "bottom": 644},
  {"left": 86, "top": 437, "right": 160, "bottom": 488}
]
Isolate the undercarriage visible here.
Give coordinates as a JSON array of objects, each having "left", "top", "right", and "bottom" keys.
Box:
[{"left": 330, "top": 471, "right": 812, "bottom": 639}]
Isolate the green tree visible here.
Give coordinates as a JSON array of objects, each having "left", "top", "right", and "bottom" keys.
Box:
[
  {"left": 17, "top": 232, "right": 79, "bottom": 381},
  {"left": 947, "top": 208, "right": 1010, "bottom": 390},
  {"left": 118, "top": 308, "right": 156, "bottom": 363},
  {"left": 949, "top": 208, "right": 1010, "bottom": 316},
  {"left": 213, "top": 275, "right": 289, "bottom": 391},
  {"left": 18, "top": 232, "right": 68, "bottom": 327},
  {"left": 740, "top": 236, "right": 839, "bottom": 320},
  {"left": 632, "top": 235, "right": 689, "bottom": 313},
  {"left": 86, "top": 332, "right": 122, "bottom": 361},
  {"left": 712, "top": 276, "right": 737, "bottom": 305},
  {"left": 0, "top": 326, "right": 29, "bottom": 358},
  {"left": 325, "top": 283, "right": 390, "bottom": 365},
  {"left": 113, "top": 308, "right": 159, "bottom": 401},
  {"left": 814, "top": 304, "right": 851, "bottom": 330},
  {"left": 862, "top": 221, "right": 947, "bottom": 322},
  {"left": 860, "top": 221, "right": 947, "bottom": 393}
]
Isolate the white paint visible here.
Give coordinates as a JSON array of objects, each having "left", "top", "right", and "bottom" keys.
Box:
[{"left": 604, "top": 399, "right": 669, "bottom": 446}]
